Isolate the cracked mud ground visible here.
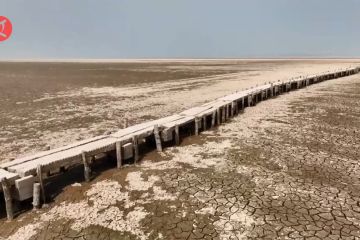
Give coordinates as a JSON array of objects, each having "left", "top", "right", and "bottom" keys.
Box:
[{"left": 1, "top": 75, "right": 360, "bottom": 240}]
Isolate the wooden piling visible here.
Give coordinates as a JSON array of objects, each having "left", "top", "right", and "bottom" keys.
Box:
[
  {"left": 154, "top": 124, "right": 163, "bottom": 151},
  {"left": 123, "top": 118, "right": 129, "bottom": 128},
  {"left": 231, "top": 102, "right": 236, "bottom": 116},
  {"left": 247, "top": 95, "right": 252, "bottom": 107},
  {"left": 217, "top": 108, "right": 221, "bottom": 125},
  {"left": 36, "top": 164, "right": 47, "bottom": 204},
  {"left": 32, "top": 182, "right": 41, "bottom": 210},
  {"left": 225, "top": 104, "right": 229, "bottom": 119},
  {"left": 175, "top": 124, "right": 180, "bottom": 145},
  {"left": 115, "top": 141, "right": 123, "bottom": 168},
  {"left": 221, "top": 107, "right": 226, "bottom": 122},
  {"left": 195, "top": 117, "right": 199, "bottom": 136},
  {"left": 211, "top": 111, "right": 216, "bottom": 127},
  {"left": 133, "top": 136, "right": 139, "bottom": 163},
  {"left": 203, "top": 116, "right": 207, "bottom": 130},
  {"left": 1, "top": 178, "right": 13, "bottom": 221},
  {"left": 81, "top": 151, "right": 91, "bottom": 182}
]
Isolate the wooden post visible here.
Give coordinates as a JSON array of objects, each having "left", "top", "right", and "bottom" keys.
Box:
[
  {"left": 36, "top": 164, "right": 47, "bottom": 203},
  {"left": 1, "top": 178, "right": 13, "bottom": 221},
  {"left": 211, "top": 111, "right": 216, "bottom": 127},
  {"left": 225, "top": 104, "right": 229, "bottom": 120},
  {"left": 217, "top": 108, "right": 221, "bottom": 125},
  {"left": 115, "top": 141, "right": 123, "bottom": 168},
  {"left": 203, "top": 116, "right": 207, "bottom": 130},
  {"left": 221, "top": 107, "right": 226, "bottom": 122},
  {"left": 154, "top": 124, "right": 163, "bottom": 152},
  {"left": 241, "top": 97, "right": 245, "bottom": 110},
  {"left": 133, "top": 136, "right": 139, "bottom": 163},
  {"left": 175, "top": 125, "right": 180, "bottom": 145},
  {"left": 231, "top": 102, "right": 235, "bottom": 117},
  {"left": 123, "top": 118, "right": 129, "bottom": 128},
  {"left": 195, "top": 117, "right": 199, "bottom": 136},
  {"left": 81, "top": 151, "right": 91, "bottom": 182},
  {"left": 32, "top": 183, "right": 41, "bottom": 210}
]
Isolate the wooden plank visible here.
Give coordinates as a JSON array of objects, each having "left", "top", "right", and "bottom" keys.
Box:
[
  {"left": 123, "top": 143, "right": 134, "bottom": 159},
  {"left": 8, "top": 137, "right": 118, "bottom": 177},
  {"left": 1, "top": 135, "right": 108, "bottom": 170},
  {"left": 14, "top": 175, "right": 35, "bottom": 201},
  {"left": 0, "top": 169, "right": 19, "bottom": 186}
]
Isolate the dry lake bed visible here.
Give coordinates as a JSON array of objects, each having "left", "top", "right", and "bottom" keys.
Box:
[{"left": 1, "top": 59, "right": 360, "bottom": 239}]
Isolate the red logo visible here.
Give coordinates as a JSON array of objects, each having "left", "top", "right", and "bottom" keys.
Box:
[{"left": 0, "top": 16, "right": 12, "bottom": 42}]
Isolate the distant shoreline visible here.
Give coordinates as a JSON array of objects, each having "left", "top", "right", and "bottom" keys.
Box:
[{"left": 1, "top": 58, "right": 360, "bottom": 63}]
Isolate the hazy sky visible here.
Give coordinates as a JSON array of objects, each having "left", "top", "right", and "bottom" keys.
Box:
[{"left": 1, "top": 0, "right": 360, "bottom": 59}]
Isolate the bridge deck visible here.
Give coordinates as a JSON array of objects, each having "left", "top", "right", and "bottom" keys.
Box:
[{"left": 0, "top": 67, "right": 358, "bottom": 198}]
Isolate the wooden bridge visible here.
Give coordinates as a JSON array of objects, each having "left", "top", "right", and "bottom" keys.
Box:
[{"left": 1, "top": 67, "right": 359, "bottom": 220}]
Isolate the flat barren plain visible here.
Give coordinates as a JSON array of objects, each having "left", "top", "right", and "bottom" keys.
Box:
[
  {"left": 0, "top": 59, "right": 359, "bottom": 164},
  {"left": 0, "top": 59, "right": 360, "bottom": 239}
]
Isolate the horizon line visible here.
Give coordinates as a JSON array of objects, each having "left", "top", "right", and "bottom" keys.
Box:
[{"left": 1, "top": 57, "right": 360, "bottom": 63}]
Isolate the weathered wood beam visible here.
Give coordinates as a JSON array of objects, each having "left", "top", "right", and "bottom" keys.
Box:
[
  {"left": 175, "top": 124, "right": 180, "bottom": 145},
  {"left": 1, "top": 177, "right": 14, "bottom": 221},
  {"left": 154, "top": 124, "right": 163, "bottom": 151},
  {"left": 133, "top": 136, "right": 139, "bottom": 163},
  {"left": 211, "top": 111, "right": 216, "bottom": 127},
  {"left": 217, "top": 108, "right": 221, "bottom": 125},
  {"left": 115, "top": 141, "right": 123, "bottom": 168},
  {"left": 195, "top": 117, "right": 200, "bottom": 136},
  {"left": 81, "top": 151, "right": 91, "bottom": 182},
  {"left": 32, "top": 182, "right": 41, "bottom": 210}
]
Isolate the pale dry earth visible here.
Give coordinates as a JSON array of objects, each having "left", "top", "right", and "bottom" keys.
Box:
[
  {"left": 1, "top": 59, "right": 359, "bottom": 163},
  {"left": 1, "top": 68, "right": 359, "bottom": 239}
]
